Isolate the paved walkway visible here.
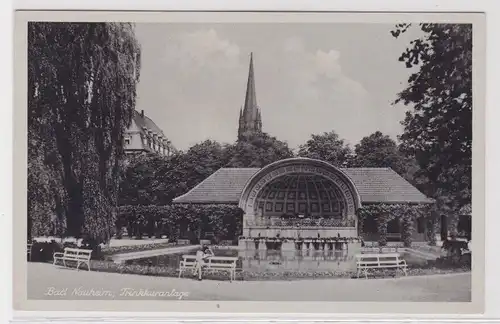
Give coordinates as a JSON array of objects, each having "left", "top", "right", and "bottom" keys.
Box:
[
  {"left": 28, "top": 263, "right": 471, "bottom": 302},
  {"left": 111, "top": 245, "right": 199, "bottom": 263},
  {"left": 107, "top": 238, "right": 170, "bottom": 247}
]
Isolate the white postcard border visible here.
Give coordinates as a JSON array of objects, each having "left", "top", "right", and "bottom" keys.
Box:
[{"left": 12, "top": 10, "right": 486, "bottom": 317}]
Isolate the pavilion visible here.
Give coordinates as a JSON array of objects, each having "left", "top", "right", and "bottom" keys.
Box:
[{"left": 173, "top": 157, "right": 435, "bottom": 249}]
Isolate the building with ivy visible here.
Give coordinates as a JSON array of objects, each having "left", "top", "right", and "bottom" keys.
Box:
[{"left": 174, "top": 157, "right": 437, "bottom": 248}]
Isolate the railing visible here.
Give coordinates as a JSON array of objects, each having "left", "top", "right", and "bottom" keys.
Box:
[{"left": 247, "top": 218, "right": 356, "bottom": 228}]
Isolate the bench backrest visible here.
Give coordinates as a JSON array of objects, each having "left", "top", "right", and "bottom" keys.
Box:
[
  {"left": 356, "top": 253, "right": 401, "bottom": 262},
  {"left": 181, "top": 255, "right": 238, "bottom": 264},
  {"left": 206, "top": 256, "right": 238, "bottom": 263},
  {"left": 64, "top": 247, "right": 93, "bottom": 259}
]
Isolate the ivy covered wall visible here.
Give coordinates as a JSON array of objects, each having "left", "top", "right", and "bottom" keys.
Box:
[
  {"left": 117, "top": 204, "right": 244, "bottom": 242},
  {"left": 357, "top": 203, "right": 433, "bottom": 247}
]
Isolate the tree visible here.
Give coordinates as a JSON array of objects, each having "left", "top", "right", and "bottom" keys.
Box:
[
  {"left": 298, "top": 131, "right": 353, "bottom": 167},
  {"left": 28, "top": 22, "right": 141, "bottom": 243},
  {"left": 392, "top": 23, "right": 472, "bottom": 214},
  {"left": 352, "top": 131, "right": 414, "bottom": 180},
  {"left": 226, "top": 133, "right": 294, "bottom": 168},
  {"left": 119, "top": 140, "right": 231, "bottom": 205},
  {"left": 27, "top": 127, "right": 67, "bottom": 239},
  {"left": 182, "top": 140, "right": 232, "bottom": 187},
  {"left": 119, "top": 153, "right": 170, "bottom": 206}
]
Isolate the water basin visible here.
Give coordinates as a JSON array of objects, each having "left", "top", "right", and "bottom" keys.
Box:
[{"left": 125, "top": 248, "right": 428, "bottom": 272}]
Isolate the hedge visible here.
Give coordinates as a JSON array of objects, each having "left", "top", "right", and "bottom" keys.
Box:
[{"left": 116, "top": 204, "right": 244, "bottom": 242}]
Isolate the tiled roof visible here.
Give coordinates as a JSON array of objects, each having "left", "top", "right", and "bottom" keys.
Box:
[
  {"left": 173, "top": 168, "right": 260, "bottom": 204},
  {"left": 340, "top": 168, "right": 433, "bottom": 204},
  {"left": 133, "top": 110, "right": 165, "bottom": 136},
  {"left": 172, "top": 167, "right": 433, "bottom": 204}
]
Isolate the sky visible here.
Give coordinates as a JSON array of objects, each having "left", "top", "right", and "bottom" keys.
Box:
[{"left": 134, "top": 23, "right": 422, "bottom": 151}]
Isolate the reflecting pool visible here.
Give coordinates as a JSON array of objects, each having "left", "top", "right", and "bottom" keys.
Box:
[{"left": 125, "top": 248, "right": 427, "bottom": 272}]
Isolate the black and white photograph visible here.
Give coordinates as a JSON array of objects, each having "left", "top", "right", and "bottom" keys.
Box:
[{"left": 13, "top": 11, "right": 485, "bottom": 313}]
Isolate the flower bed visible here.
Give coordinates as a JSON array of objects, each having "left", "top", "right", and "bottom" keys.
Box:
[
  {"left": 101, "top": 242, "right": 188, "bottom": 256},
  {"left": 52, "top": 258, "right": 470, "bottom": 281},
  {"left": 238, "top": 236, "right": 363, "bottom": 243},
  {"left": 29, "top": 238, "right": 189, "bottom": 262}
]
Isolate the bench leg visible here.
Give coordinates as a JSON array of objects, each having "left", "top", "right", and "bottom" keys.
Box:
[
  {"left": 364, "top": 268, "right": 369, "bottom": 279},
  {"left": 76, "top": 261, "right": 80, "bottom": 271},
  {"left": 87, "top": 261, "right": 91, "bottom": 271}
]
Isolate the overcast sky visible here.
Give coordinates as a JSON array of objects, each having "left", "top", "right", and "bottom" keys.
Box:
[{"left": 134, "top": 23, "right": 422, "bottom": 151}]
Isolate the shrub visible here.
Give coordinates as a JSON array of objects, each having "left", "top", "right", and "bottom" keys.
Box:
[
  {"left": 117, "top": 204, "right": 244, "bottom": 241},
  {"left": 30, "top": 241, "right": 64, "bottom": 262},
  {"left": 30, "top": 238, "right": 104, "bottom": 262}
]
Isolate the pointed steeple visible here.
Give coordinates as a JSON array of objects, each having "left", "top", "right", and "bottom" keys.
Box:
[
  {"left": 238, "top": 52, "right": 262, "bottom": 139},
  {"left": 243, "top": 52, "right": 258, "bottom": 121}
]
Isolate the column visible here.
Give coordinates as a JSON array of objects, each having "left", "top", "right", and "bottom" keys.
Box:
[
  {"left": 376, "top": 213, "right": 388, "bottom": 247},
  {"left": 424, "top": 209, "right": 439, "bottom": 246},
  {"left": 400, "top": 215, "right": 413, "bottom": 247}
]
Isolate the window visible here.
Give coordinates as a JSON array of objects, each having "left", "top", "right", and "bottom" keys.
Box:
[
  {"left": 275, "top": 203, "right": 284, "bottom": 212},
  {"left": 310, "top": 203, "right": 319, "bottom": 213},
  {"left": 124, "top": 136, "right": 131, "bottom": 145},
  {"left": 265, "top": 202, "right": 273, "bottom": 212},
  {"left": 298, "top": 203, "right": 307, "bottom": 213}
]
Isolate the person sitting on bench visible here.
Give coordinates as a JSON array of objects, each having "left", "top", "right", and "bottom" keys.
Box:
[{"left": 194, "top": 245, "right": 214, "bottom": 281}]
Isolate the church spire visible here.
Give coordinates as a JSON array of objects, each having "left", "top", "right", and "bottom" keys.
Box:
[{"left": 238, "top": 52, "right": 262, "bottom": 139}]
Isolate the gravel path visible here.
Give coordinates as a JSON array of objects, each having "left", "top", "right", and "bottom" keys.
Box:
[{"left": 28, "top": 262, "right": 471, "bottom": 302}]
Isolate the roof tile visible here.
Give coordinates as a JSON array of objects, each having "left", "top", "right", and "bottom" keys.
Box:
[{"left": 173, "top": 167, "right": 433, "bottom": 204}]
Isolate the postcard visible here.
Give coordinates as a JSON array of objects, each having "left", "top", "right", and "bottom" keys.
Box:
[{"left": 13, "top": 10, "right": 485, "bottom": 315}]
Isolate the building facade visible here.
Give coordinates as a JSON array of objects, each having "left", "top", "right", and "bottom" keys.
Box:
[
  {"left": 123, "top": 110, "right": 173, "bottom": 157},
  {"left": 173, "top": 157, "right": 435, "bottom": 249}
]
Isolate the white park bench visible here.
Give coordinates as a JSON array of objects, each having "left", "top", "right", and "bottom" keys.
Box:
[
  {"left": 53, "top": 247, "right": 93, "bottom": 271},
  {"left": 178, "top": 254, "right": 238, "bottom": 282},
  {"left": 355, "top": 253, "right": 407, "bottom": 279}
]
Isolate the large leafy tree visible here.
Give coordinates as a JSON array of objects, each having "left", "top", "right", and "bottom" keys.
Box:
[
  {"left": 119, "top": 153, "right": 170, "bottom": 206},
  {"left": 297, "top": 131, "right": 353, "bottom": 167},
  {"left": 392, "top": 23, "right": 472, "bottom": 214},
  {"left": 119, "top": 140, "right": 231, "bottom": 205},
  {"left": 28, "top": 23, "right": 141, "bottom": 242},
  {"left": 226, "top": 132, "right": 294, "bottom": 168},
  {"left": 182, "top": 140, "right": 233, "bottom": 187},
  {"left": 352, "top": 131, "right": 415, "bottom": 181}
]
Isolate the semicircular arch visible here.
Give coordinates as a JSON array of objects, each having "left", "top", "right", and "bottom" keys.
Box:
[{"left": 238, "top": 158, "right": 362, "bottom": 219}]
